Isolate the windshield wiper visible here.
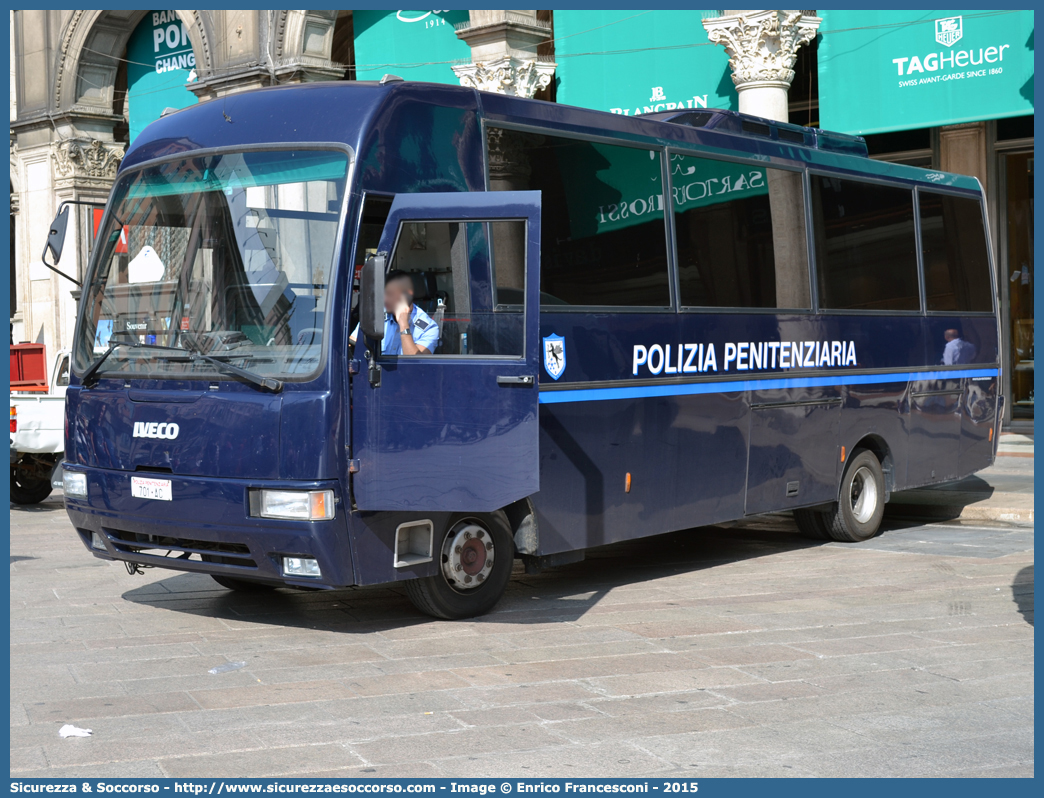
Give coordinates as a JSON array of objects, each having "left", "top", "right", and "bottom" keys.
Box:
[
  {"left": 80, "top": 338, "right": 127, "bottom": 387},
  {"left": 81, "top": 340, "right": 283, "bottom": 393},
  {"left": 176, "top": 339, "right": 283, "bottom": 393}
]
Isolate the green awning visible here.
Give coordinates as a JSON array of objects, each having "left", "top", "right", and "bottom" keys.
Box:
[
  {"left": 554, "top": 10, "right": 737, "bottom": 116},
  {"left": 352, "top": 10, "right": 472, "bottom": 84},
  {"left": 819, "top": 10, "right": 1034, "bottom": 135},
  {"left": 126, "top": 10, "right": 199, "bottom": 143}
]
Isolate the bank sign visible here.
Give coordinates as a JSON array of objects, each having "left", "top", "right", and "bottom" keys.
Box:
[
  {"left": 819, "top": 10, "right": 1033, "bottom": 135},
  {"left": 126, "top": 10, "right": 198, "bottom": 143},
  {"left": 554, "top": 10, "right": 737, "bottom": 116}
]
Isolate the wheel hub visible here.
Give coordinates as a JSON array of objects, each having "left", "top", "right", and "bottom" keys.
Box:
[
  {"left": 849, "top": 465, "right": 878, "bottom": 524},
  {"left": 442, "top": 521, "right": 494, "bottom": 591}
]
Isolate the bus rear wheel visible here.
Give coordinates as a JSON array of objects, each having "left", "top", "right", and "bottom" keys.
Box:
[
  {"left": 819, "top": 449, "right": 886, "bottom": 543},
  {"left": 404, "top": 512, "right": 513, "bottom": 620}
]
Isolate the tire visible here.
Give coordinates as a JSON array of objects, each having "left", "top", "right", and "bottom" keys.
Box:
[
  {"left": 211, "top": 574, "right": 280, "bottom": 591},
  {"left": 404, "top": 512, "right": 514, "bottom": 620},
  {"left": 820, "top": 449, "right": 886, "bottom": 543},
  {"left": 793, "top": 508, "right": 830, "bottom": 540},
  {"left": 10, "top": 464, "right": 53, "bottom": 505}
]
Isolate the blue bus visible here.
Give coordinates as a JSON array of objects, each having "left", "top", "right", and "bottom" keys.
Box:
[{"left": 56, "top": 80, "right": 1001, "bottom": 619}]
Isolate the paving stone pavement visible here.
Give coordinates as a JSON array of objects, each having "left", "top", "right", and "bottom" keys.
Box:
[{"left": 9, "top": 491, "right": 1033, "bottom": 778}]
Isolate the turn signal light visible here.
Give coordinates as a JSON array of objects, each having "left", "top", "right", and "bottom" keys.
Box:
[
  {"left": 10, "top": 406, "right": 16, "bottom": 433},
  {"left": 310, "top": 491, "right": 329, "bottom": 519}
]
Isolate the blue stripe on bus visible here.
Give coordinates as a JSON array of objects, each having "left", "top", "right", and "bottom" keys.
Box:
[{"left": 538, "top": 368, "right": 1000, "bottom": 405}]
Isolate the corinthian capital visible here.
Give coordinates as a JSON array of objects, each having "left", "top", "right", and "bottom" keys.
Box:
[
  {"left": 703, "top": 10, "right": 821, "bottom": 89},
  {"left": 52, "top": 138, "right": 125, "bottom": 185},
  {"left": 453, "top": 57, "right": 556, "bottom": 99}
]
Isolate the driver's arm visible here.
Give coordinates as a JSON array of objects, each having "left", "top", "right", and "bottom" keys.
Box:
[
  {"left": 403, "top": 313, "right": 439, "bottom": 356},
  {"left": 398, "top": 329, "right": 427, "bottom": 356}
]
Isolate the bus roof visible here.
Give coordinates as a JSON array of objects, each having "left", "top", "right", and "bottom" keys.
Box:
[{"left": 124, "top": 80, "right": 982, "bottom": 194}]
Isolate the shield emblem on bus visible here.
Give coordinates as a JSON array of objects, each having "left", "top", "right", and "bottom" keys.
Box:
[
  {"left": 543, "top": 334, "right": 566, "bottom": 381},
  {"left": 935, "top": 16, "right": 962, "bottom": 47}
]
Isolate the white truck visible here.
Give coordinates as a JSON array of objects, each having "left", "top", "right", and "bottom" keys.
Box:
[{"left": 10, "top": 349, "right": 70, "bottom": 504}]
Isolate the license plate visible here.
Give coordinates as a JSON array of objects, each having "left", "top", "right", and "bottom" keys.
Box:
[{"left": 131, "top": 476, "right": 172, "bottom": 501}]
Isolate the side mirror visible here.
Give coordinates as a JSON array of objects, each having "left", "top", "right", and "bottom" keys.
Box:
[
  {"left": 360, "top": 254, "right": 386, "bottom": 342},
  {"left": 43, "top": 206, "right": 70, "bottom": 265}
]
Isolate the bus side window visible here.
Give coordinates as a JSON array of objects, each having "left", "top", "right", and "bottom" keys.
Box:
[
  {"left": 811, "top": 176, "right": 920, "bottom": 311},
  {"left": 671, "top": 155, "right": 810, "bottom": 310},
  {"left": 388, "top": 220, "right": 524, "bottom": 357},
  {"left": 486, "top": 128, "right": 670, "bottom": 309},
  {"left": 918, "top": 192, "right": 993, "bottom": 313}
]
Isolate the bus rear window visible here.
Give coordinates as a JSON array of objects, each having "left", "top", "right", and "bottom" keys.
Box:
[
  {"left": 919, "top": 192, "right": 993, "bottom": 313},
  {"left": 812, "top": 176, "right": 920, "bottom": 312},
  {"left": 487, "top": 128, "right": 670, "bottom": 308}
]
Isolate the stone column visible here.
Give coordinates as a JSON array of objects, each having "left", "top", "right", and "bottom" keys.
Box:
[
  {"left": 454, "top": 12, "right": 554, "bottom": 293},
  {"left": 452, "top": 11, "right": 556, "bottom": 99},
  {"left": 702, "top": 10, "right": 821, "bottom": 123},
  {"left": 49, "top": 137, "right": 124, "bottom": 350},
  {"left": 703, "top": 10, "right": 819, "bottom": 309},
  {"left": 486, "top": 128, "right": 534, "bottom": 291},
  {"left": 939, "top": 122, "right": 988, "bottom": 193}
]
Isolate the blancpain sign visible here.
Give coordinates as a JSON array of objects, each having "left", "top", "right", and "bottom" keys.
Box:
[
  {"left": 611, "top": 86, "right": 710, "bottom": 116},
  {"left": 891, "top": 15, "right": 1011, "bottom": 83}
]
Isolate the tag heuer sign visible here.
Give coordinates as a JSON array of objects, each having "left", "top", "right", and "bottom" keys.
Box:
[
  {"left": 935, "top": 16, "right": 963, "bottom": 47},
  {"left": 818, "top": 10, "right": 1033, "bottom": 135}
]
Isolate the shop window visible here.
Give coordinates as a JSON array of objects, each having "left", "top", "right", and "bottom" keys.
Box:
[
  {"left": 487, "top": 128, "right": 670, "bottom": 308},
  {"left": 672, "top": 154, "right": 810, "bottom": 309},
  {"left": 1004, "top": 151, "right": 1034, "bottom": 418},
  {"left": 811, "top": 175, "right": 920, "bottom": 311},
  {"left": 919, "top": 192, "right": 993, "bottom": 312}
]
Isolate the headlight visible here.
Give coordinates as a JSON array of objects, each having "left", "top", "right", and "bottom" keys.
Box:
[
  {"left": 64, "top": 471, "right": 88, "bottom": 498},
  {"left": 256, "top": 489, "right": 334, "bottom": 520}
]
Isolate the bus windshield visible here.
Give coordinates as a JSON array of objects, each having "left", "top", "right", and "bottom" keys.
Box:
[{"left": 74, "top": 148, "right": 350, "bottom": 381}]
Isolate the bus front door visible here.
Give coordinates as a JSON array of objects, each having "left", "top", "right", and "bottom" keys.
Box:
[{"left": 350, "top": 191, "right": 542, "bottom": 513}]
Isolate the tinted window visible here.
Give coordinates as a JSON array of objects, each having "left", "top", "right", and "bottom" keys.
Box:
[
  {"left": 487, "top": 128, "right": 669, "bottom": 307},
  {"left": 672, "top": 154, "right": 810, "bottom": 309},
  {"left": 387, "top": 220, "right": 524, "bottom": 357},
  {"left": 811, "top": 176, "right": 920, "bottom": 311},
  {"left": 919, "top": 192, "right": 993, "bottom": 312}
]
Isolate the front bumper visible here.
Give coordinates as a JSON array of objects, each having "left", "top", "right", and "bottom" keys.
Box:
[{"left": 63, "top": 466, "right": 355, "bottom": 588}]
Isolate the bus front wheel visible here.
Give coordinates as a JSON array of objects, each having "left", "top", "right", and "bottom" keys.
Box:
[
  {"left": 405, "top": 512, "right": 514, "bottom": 620},
  {"left": 819, "top": 449, "right": 886, "bottom": 543}
]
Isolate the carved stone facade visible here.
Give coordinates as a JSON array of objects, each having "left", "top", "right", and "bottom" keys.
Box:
[
  {"left": 453, "top": 11, "right": 556, "bottom": 99},
  {"left": 51, "top": 139, "right": 124, "bottom": 185},
  {"left": 703, "top": 10, "right": 821, "bottom": 121},
  {"left": 453, "top": 58, "right": 555, "bottom": 99},
  {"left": 9, "top": 9, "right": 346, "bottom": 352}
]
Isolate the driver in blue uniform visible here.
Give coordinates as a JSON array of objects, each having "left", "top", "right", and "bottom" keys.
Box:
[{"left": 350, "top": 270, "right": 440, "bottom": 356}]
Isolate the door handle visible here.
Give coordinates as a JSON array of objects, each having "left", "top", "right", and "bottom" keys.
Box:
[{"left": 497, "top": 375, "right": 534, "bottom": 385}]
